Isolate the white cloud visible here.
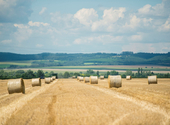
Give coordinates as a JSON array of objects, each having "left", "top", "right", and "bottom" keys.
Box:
[
  {"left": 102, "top": 7, "right": 126, "bottom": 23},
  {"left": 74, "top": 8, "right": 98, "bottom": 26},
  {"left": 73, "top": 35, "right": 123, "bottom": 44},
  {"left": 28, "top": 21, "right": 49, "bottom": 27},
  {"left": 36, "top": 44, "right": 43, "bottom": 48},
  {"left": 91, "top": 7, "right": 126, "bottom": 31},
  {"left": 138, "top": 4, "right": 152, "bottom": 15},
  {"left": 138, "top": 1, "right": 169, "bottom": 17},
  {"left": 13, "top": 24, "right": 32, "bottom": 42},
  {"left": 158, "top": 16, "right": 170, "bottom": 31},
  {"left": 39, "top": 7, "right": 47, "bottom": 15},
  {"left": 73, "top": 39, "right": 82, "bottom": 44},
  {"left": 143, "top": 18, "right": 153, "bottom": 26},
  {"left": 1, "top": 39, "right": 12, "bottom": 44},
  {"left": 130, "top": 35, "right": 143, "bottom": 41},
  {"left": 123, "top": 15, "right": 140, "bottom": 29},
  {"left": 14, "top": 24, "right": 28, "bottom": 29}
]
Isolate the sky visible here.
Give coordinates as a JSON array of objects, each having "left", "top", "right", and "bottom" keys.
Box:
[{"left": 0, "top": 0, "right": 170, "bottom": 54}]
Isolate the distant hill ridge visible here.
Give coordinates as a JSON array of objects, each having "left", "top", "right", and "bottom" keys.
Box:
[{"left": 0, "top": 51, "right": 170, "bottom": 66}]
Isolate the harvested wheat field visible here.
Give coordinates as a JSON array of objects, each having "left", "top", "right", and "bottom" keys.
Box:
[{"left": 0, "top": 79, "right": 170, "bottom": 125}]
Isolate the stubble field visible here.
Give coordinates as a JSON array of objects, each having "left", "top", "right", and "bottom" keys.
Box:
[{"left": 0, "top": 78, "right": 170, "bottom": 125}]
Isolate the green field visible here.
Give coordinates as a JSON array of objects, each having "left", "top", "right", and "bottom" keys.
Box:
[
  {"left": 37, "top": 65, "right": 170, "bottom": 71},
  {"left": 1, "top": 60, "right": 170, "bottom": 73},
  {"left": 0, "top": 60, "right": 33, "bottom": 66}
]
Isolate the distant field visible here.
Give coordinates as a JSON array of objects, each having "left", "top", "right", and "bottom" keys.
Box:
[
  {"left": 0, "top": 60, "right": 33, "bottom": 66},
  {"left": 40, "top": 65, "right": 170, "bottom": 70},
  {"left": 1, "top": 60, "right": 170, "bottom": 74}
]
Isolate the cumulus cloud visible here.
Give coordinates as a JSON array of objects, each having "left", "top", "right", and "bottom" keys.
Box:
[
  {"left": 74, "top": 8, "right": 98, "bottom": 26},
  {"left": 123, "top": 15, "right": 140, "bottom": 29},
  {"left": 0, "top": 0, "right": 32, "bottom": 23},
  {"left": 91, "top": 7, "right": 126, "bottom": 31},
  {"left": 39, "top": 7, "right": 47, "bottom": 15},
  {"left": 13, "top": 23, "right": 32, "bottom": 42},
  {"left": 28, "top": 21, "right": 50, "bottom": 27},
  {"left": 102, "top": 7, "right": 126, "bottom": 23},
  {"left": 158, "top": 16, "right": 170, "bottom": 31},
  {"left": 0, "top": 1, "right": 170, "bottom": 54},
  {"left": 138, "top": 0, "right": 170, "bottom": 17}
]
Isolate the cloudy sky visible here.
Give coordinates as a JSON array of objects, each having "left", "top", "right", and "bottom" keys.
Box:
[{"left": 0, "top": 0, "right": 170, "bottom": 54}]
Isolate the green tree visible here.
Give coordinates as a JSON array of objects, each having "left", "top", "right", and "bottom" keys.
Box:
[
  {"left": 58, "top": 73, "right": 63, "bottom": 78},
  {"left": 36, "top": 70, "right": 44, "bottom": 78},
  {"left": 141, "top": 68, "right": 143, "bottom": 74},
  {"left": 49, "top": 71, "right": 54, "bottom": 76},
  {"left": 74, "top": 72, "right": 80, "bottom": 77},
  {"left": 69, "top": 72, "right": 74, "bottom": 76},
  {"left": 106, "top": 71, "right": 110, "bottom": 78},
  {"left": 16, "top": 70, "right": 25, "bottom": 74},
  {"left": 125, "top": 70, "right": 132, "bottom": 75},
  {"left": 15, "top": 70, "right": 25, "bottom": 78},
  {"left": 63, "top": 72, "right": 70, "bottom": 78},
  {"left": 96, "top": 71, "right": 99, "bottom": 76},
  {"left": 0, "top": 70, "right": 5, "bottom": 79},
  {"left": 121, "top": 74, "right": 126, "bottom": 78},
  {"left": 86, "top": 69, "right": 94, "bottom": 74},
  {"left": 22, "top": 70, "right": 35, "bottom": 79},
  {"left": 138, "top": 68, "right": 140, "bottom": 74},
  {"left": 110, "top": 70, "right": 118, "bottom": 75}
]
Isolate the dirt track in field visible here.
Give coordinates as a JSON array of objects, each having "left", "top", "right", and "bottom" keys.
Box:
[{"left": 0, "top": 78, "right": 170, "bottom": 125}]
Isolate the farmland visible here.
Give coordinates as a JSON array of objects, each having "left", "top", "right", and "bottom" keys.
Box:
[
  {"left": 1, "top": 63, "right": 170, "bottom": 74},
  {"left": 0, "top": 78, "right": 170, "bottom": 124},
  {"left": 1, "top": 52, "right": 170, "bottom": 68}
]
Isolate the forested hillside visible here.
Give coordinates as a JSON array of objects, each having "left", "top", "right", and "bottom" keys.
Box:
[{"left": 0, "top": 51, "right": 170, "bottom": 67}]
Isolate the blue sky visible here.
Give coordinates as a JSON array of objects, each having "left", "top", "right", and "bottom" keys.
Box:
[{"left": 0, "top": 0, "right": 169, "bottom": 54}]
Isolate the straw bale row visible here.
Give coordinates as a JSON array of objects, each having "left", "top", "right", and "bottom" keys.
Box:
[{"left": 7, "top": 76, "right": 56, "bottom": 94}]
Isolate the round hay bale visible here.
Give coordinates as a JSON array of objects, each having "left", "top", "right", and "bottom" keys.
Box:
[
  {"left": 7, "top": 78, "right": 25, "bottom": 94},
  {"left": 108, "top": 75, "right": 122, "bottom": 88},
  {"left": 100, "top": 76, "right": 104, "bottom": 80},
  {"left": 77, "top": 76, "right": 80, "bottom": 80},
  {"left": 79, "top": 77, "right": 84, "bottom": 81},
  {"left": 45, "top": 77, "right": 51, "bottom": 84},
  {"left": 84, "top": 77, "right": 89, "bottom": 83},
  {"left": 148, "top": 75, "right": 157, "bottom": 84},
  {"left": 126, "top": 76, "right": 131, "bottom": 80},
  {"left": 32, "top": 78, "right": 41, "bottom": 87},
  {"left": 52, "top": 76, "right": 56, "bottom": 80},
  {"left": 90, "top": 76, "right": 98, "bottom": 84},
  {"left": 50, "top": 77, "right": 53, "bottom": 82},
  {"left": 72, "top": 76, "right": 76, "bottom": 79}
]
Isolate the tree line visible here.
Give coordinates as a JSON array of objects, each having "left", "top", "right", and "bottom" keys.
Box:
[{"left": 0, "top": 68, "right": 170, "bottom": 79}]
